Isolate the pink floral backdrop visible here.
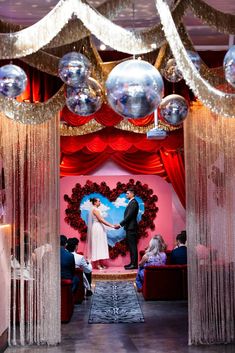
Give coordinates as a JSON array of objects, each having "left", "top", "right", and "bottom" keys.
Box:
[{"left": 60, "top": 172, "right": 185, "bottom": 267}]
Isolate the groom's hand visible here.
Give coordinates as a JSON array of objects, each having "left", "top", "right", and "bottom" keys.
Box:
[{"left": 114, "top": 224, "right": 121, "bottom": 229}]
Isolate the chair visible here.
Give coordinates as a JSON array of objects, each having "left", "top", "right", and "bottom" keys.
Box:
[
  {"left": 142, "top": 264, "right": 188, "bottom": 301},
  {"left": 61, "top": 279, "right": 74, "bottom": 323}
]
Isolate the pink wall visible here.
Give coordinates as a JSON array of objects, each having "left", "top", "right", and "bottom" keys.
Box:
[{"left": 60, "top": 170, "right": 185, "bottom": 267}]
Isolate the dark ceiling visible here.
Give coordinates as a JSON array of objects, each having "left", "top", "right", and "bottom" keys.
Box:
[{"left": 0, "top": 0, "right": 234, "bottom": 50}]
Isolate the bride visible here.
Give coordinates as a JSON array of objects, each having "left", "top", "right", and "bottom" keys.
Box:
[{"left": 87, "top": 197, "right": 115, "bottom": 270}]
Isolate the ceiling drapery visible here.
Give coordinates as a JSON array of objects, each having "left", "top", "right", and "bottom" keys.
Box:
[
  {"left": 61, "top": 103, "right": 167, "bottom": 127},
  {"left": 0, "top": 85, "right": 65, "bottom": 124},
  {"left": 0, "top": 0, "right": 234, "bottom": 59},
  {"left": 0, "top": 0, "right": 234, "bottom": 122},
  {"left": 155, "top": 0, "right": 235, "bottom": 118}
]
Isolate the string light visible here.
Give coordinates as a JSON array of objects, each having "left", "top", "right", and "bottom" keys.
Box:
[{"left": 99, "top": 44, "right": 106, "bottom": 51}]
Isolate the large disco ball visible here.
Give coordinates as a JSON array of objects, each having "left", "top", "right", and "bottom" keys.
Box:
[
  {"left": 0, "top": 64, "right": 27, "bottom": 98},
  {"left": 163, "top": 58, "right": 183, "bottom": 82},
  {"left": 223, "top": 45, "right": 235, "bottom": 87},
  {"left": 186, "top": 50, "right": 201, "bottom": 71},
  {"left": 58, "top": 52, "right": 91, "bottom": 87},
  {"left": 158, "top": 94, "right": 188, "bottom": 126},
  {"left": 66, "top": 77, "right": 103, "bottom": 116},
  {"left": 105, "top": 59, "right": 164, "bottom": 119}
]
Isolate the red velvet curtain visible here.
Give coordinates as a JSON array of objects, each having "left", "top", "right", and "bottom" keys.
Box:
[
  {"left": 13, "top": 60, "right": 62, "bottom": 103},
  {"left": 112, "top": 152, "right": 166, "bottom": 176},
  {"left": 60, "top": 152, "right": 110, "bottom": 175},
  {"left": 159, "top": 148, "right": 185, "bottom": 208},
  {"left": 60, "top": 151, "right": 167, "bottom": 177}
]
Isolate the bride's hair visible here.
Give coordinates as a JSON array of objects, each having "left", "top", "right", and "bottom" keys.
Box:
[{"left": 89, "top": 197, "right": 98, "bottom": 205}]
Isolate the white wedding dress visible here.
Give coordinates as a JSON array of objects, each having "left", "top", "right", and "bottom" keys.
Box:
[{"left": 89, "top": 208, "right": 109, "bottom": 262}]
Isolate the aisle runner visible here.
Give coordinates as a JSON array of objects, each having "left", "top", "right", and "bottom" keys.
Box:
[{"left": 88, "top": 281, "right": 145, "bottom": 324}]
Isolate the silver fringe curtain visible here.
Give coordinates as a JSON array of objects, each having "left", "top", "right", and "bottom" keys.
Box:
[
  {"left": 0, "top": 113, "right": 61, "bottom": 346},
  {"left": 185, "top": 103, "right": 235, "bottom": 345}
]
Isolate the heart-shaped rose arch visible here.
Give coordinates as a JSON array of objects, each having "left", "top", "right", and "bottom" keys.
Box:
[{"left": 64, "top": 179, "right": 159, "bottom": 259}]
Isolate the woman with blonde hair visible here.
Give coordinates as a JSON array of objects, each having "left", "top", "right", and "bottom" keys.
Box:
[
  {"left": 136, "top": 235, "right": 167, "bottom": 292},
  {"left": 145, "top": 234, "right": 167, "bottom": 253}
]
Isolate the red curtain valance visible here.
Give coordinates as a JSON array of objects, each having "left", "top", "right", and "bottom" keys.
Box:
[{"left": 61, "top": 127, "right": 183, "bottom": 154}]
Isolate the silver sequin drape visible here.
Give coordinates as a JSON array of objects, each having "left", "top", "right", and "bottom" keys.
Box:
[
  {"left": 185, "top": 103, "right": 235, "bottom": 344},
  {"left": 0, "top": 113, "right": 61, "bottom": 346}
]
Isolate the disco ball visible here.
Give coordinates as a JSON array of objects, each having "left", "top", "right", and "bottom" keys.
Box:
[
  {"left": 158, "top": 94, "right": 189, "bottom": 126},
  {"left": 0, "top": 64, "right": 27, "bottom": 98},
  {"left": 223, "top": 45, "right": 235, "bottom": 87},
  {"left": 58, "top": 52, "right": 91, "bottom": 87},
  {"left": 105, "top": 59, "right": 164, "bottom": 119},
  {"left": 186, "top": 50, "right": 201, "bottom": 71},
  {"left": 163, "top": 58, "right": 183, "bottom": 82},
  {"left": 66, "top": 77, "right": 103, "bottom": 116}
]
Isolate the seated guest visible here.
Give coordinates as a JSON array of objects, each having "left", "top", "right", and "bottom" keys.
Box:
[
  {"left": 136, "top": 235, "right": 167, "bottom": 292},
  {"left": 171, "top": 231, "right": 187, "bottom": 265},
  {"left": 152, "top": 234, "right": 167, "bottom": 252},
  {"left": 60, "top": 235, "right": 79, "bottom": 293},
  {"left": 66, "top": 237, "right": 93, "bottom": 296}
]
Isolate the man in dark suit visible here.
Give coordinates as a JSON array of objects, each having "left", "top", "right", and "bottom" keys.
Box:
[
  {"left": 60, "top": 234, "right": 79, "bottom": 292},
  {"left": 171, "top": 231, "right": 187, "bottom": 265},
  {"left": 116, "top": 189, "right": 139, "bottom": 270}
]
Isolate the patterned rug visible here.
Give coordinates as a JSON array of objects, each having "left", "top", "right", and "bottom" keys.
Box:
[{"left": 88, "top": 281, "right": 145, "bottom": 324}]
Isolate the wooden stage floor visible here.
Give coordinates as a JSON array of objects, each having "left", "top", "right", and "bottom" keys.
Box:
[{"left": 92, "top": 266, "right": 137, "bottom": 281}]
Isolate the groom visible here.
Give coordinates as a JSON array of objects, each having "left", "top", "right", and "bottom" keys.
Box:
[{"left": 115, "top": 188, "right": 139, "bottom": 270}]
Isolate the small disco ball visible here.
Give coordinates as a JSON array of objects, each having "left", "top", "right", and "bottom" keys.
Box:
[
  {"left": 66, "top": 77, "right": 103, "bottom": 116},
  {"left": 223, "top": 45, "right": 235, "bottom": 87},
  {"left": 158, "top": 94, "right": 189, "bottom": 126},
  {"left": 186, "top": 50, "right": 201, "bottom": 71},
  {"left": 0, "top": 64, "right": 27, "bottom": 98},
  {"left": 58, "top": 52, "right": 91, "bottom": 87},
  {"left": 105, "top": 59, "right": 164, "bottom": 119},
  {"left": 163, "top": 58, "right": 183, "bottom": 83}
]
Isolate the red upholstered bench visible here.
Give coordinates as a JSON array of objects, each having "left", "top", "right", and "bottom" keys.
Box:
[
  {"left": 142, "top": 264, "right": 188, "bottom": 301},
  {"left": 61, "top": 279, "right": 74, "bottom": 323}
]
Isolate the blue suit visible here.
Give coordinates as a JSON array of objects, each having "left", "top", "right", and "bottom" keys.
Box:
[
  {"left": 60, "top": 247, "right": 78, "bottom": 292},
  {"left": 171, "top": 246, "right": 187, "bottom": 265}
]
